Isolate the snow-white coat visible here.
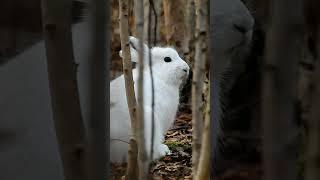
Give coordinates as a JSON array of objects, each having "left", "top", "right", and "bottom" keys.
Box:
[{"left": 110, "top": 36, "right": 190, "bottom": 162}]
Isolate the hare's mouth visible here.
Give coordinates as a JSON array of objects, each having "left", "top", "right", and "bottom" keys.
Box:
[{"left": 180, "top": 72, "right": 189, "bottom": 82}]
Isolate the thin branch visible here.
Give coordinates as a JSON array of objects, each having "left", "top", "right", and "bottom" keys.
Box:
[
  {"left": 147, "top": 0, "right": 156, "bottom": 165},
  {"left": 134, "top": 0, "right": 148, "bottom": 179},
  {"left": 149, "top": 0, "right": 158, "bottom": 46},
  {"left": 119, "top": 0, "right": 139, "bottom": 179}
]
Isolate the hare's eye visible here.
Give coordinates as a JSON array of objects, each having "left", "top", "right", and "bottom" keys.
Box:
[{"left": 164, "top": 57, "right": 172, "bottom": 62}]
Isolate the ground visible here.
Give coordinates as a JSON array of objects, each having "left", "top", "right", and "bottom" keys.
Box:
[
  {"left": 109, "top": 107, "right": 262, "bottom": 180},
  {"left": 110, "top": 109, "right": 193, "bottom": 179}
]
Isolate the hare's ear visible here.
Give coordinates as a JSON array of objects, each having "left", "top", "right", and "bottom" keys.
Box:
[
  {"left": 128, "top": 36, "right": 149, "bottom": 50},
  {"left": 119, "top": 36, "right": 149, "bottom": 63},
  {"left": 119, "top": 46, "right": 139, "bottom": 62},
  {"left": 128, "top": 36, "right": 149, "bottom": 55}
]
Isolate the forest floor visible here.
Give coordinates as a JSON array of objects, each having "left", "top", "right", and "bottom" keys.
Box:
[
  {"left": 110, "top": 107, "right": 262, "bottom": 180},
  {"left": 110, "top": 109, "right": 193, "bottom": 179}
]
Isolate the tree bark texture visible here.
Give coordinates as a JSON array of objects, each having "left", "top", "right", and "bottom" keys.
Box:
[
  {"left": 134, "top": 0, "right": 149, "bottom": 179},
  {"left": 261, "top": 0, "right": 304, "bottom": 180},
  {"left": 126, "top": 138, "right": 139, "bottom": 180},
  {"left": 304, "top": 1, "right": 320, "bottom": 179},
  {"left": 41, "top": 0, "right": 87, "bottom": 180},
  {"left": 162, "top": 0, "right": 186, "bottom": 53},
  {"left": 195, "top": 76, "right": 210, "bottom": 180},
  {"left": 192, "top": 0, "right": 208, "bottom": 177},
  {"left": 305, "top": 34, "right": 320, "bottom": 180},
  {"left": 86, "top": 0, "right": 109, "bottom": 179},
  {"left": 183, "top": 0, "right": 196, "bottom": 67},
  {"left": 119, "top": 0, "right": 139, "bottom": 179},
  {"left": 143, "top": 0, "right": 161, "bottom": 45}
]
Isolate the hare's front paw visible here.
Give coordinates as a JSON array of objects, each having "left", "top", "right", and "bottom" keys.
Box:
[
  {"left": 159, "top": 144, "right": 171, "bottom": 156},
  {"left": 152, "top": 144, "right": 171, "bottom": 161}
]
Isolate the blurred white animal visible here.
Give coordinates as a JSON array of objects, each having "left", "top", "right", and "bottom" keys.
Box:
[{"left": 110, "top": 36, "right": 190, "bottom": 162}]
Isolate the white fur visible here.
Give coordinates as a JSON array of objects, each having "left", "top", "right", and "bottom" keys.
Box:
[{"left": 110, "top": 36, "right": 190, "bottom": 162}]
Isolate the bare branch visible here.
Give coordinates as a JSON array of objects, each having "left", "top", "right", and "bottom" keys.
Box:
[
  {"left": 146, "top": 0, "right": 156, "bottom": 166},
  {"left": 134, "top": 0, "right": 149, "bottom": 179},
  {"left": 119, "top": 0, "right": 139, "bottom": 179},
  {"left": 41, "top": 0, "right": 87, "bottom": 179}
]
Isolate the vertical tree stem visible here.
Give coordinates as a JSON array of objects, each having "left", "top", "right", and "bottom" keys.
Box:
[
  {"left": 134, "top": 0, "right": 149, "bottom": 179},
  {"left": 119, "top": 0, "right": 139, "bottom": 179},
  {"left": 305, "top": 1, "right": 320, "bottom": 178},
  {"left": 262, "top": 0, "right": 304, "bottom": 180},
  {"left": 195, "top": 76, "right": 210, "bottom": 180},
  {"left": 41, "top": 0, "right": 87, "bottom": 180},
  {"left": 86, "top": 0, "right": 108, "bottom": 179},
  {"left": 192, "top": 0, "right": 208, "bottom": 177}
]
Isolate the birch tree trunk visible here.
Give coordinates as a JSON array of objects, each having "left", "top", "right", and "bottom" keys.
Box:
[
  {"left": 192, "top": 0, "right": 208, "bottom": 177},
  {"left": 41, "top": 0, "right": 87, "bottom": 180},
  {"left": 134, "top": 0, "right": 148, "bottom": 179},
  {"left": 195, "top": 76, "right": 210, "bottom": 180},
  {"left": 86, "top": 0, "right": 108, "bottom": 179},
  {"left": 262, "top": 0, "right": 304, "bottom": 180},
  {"left": 183, "top": 0, "right": 196, "bottom": 66},
  {"left": 162, "top": 0, "right": 186, "bottom": 52},
  {"left": 119, "top": 0, "right": 139, "bottom": 179}
]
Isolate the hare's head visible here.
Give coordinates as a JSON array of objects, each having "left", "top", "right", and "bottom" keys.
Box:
[{"left": 120, "top": 36, "right": 190, "bottom": 87}]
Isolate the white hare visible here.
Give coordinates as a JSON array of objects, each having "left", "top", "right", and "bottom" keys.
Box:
[{"left": 110, "top": 36, "right": 190, "bottom": 163}]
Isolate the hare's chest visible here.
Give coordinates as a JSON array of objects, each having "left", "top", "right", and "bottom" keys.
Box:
[
  {"left": 132, "top": 72, "right": 179, "bottom": 119},
  {"left": 149, "top": 81, "right": 178, "bottom": 105},
  {"left": 153, "top": 82, "right": 179, "bottom": 117}
]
